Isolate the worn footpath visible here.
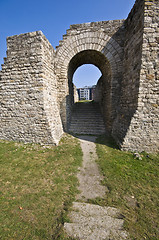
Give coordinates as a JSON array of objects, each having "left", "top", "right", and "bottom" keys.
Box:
[{"left": 64, "top": 136, "right": 128, "bottom": 240}]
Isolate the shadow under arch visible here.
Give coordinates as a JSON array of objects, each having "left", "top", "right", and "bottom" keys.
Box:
[{"left": 67, "top": 49, "right": 115, "bottom": 133}]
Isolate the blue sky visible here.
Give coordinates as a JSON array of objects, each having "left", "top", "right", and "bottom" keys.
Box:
[{"left": 0, "top": 0, "right": 135, "bottom": 87}]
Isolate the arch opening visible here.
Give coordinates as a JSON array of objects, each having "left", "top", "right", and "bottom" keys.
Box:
[
  {"left": 73, "top": 64, "right": 102, "bottom": 101},
  {"left": 73, "top": 64, "right": 102, "bottom": 89},
  {"left": 67, "top": 50, "right": 113, "bottom": 133}
]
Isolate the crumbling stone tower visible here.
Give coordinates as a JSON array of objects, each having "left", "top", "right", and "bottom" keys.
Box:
[{"left": 0, "top": 0, "right": 158, "bottom": 152}]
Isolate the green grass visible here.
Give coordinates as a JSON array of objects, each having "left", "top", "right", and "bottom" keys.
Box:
[
  {"left": 95, "top": 135, "right": 159, "bottom": 240},
  {"left": 1, "top": 134, "right": 158, "bottom": 239},
  {"left": 77, "top": 100, "right": 92, "bottom": 103},
  {"left": 0, "top": 134, "right": 82, "bottom": 240}
]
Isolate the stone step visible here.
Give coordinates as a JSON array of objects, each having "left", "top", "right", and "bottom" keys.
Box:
[
  {"left": 69, "top": 128, "right": 105, "bottom": 135},
  {"left": 69, "top": 102, "right": 106, "bottom": 135},
  {"left": 69, "top": 130, "right": 105, "bottom": 135},
  {"left": 70, "top": 121, "right": 105, "bottom": 125},
  {"left": 69, "top": 127, "right": 105, "bottom": 130},
  {"left": 70, "top": 127, "right": 105, "bottom": 133},
  {"left": 69, "top": 126, "right": 105, "bottom": 131},
  {"left": 72, "top": 116, "right": 102, "bottom": 118},
  {"left": 76, "top": 109, "right": 99, "bottom": 111},
  {"left": 70, "top": 124, "right": 105, "bottom": 127},
  {"left": 71, "top": 128, "right": 105, "bottom": 132},
  {"left": 70, "top": 124, "right": 105, "bottom": 129},
  {"left": 72, "top": 107, "right": 99, "bottom": 110},
  {"left": 71, "top": 116, "right": 103, "bottom": 120},
  {"left": 72, "top": 107, "right": 99, "bottom": 111},
  {"left": 70, "top": 123, "right": 105, "bottom": 127},
  {"left": 64, "top": 202, "right": 128, "bottom": 240},
  {"left": 70, "top": 122, "right": 105, "bottom": 126},
  {"left": 72, "top": 113, "right": 101, "bottom": 119},
  {"left": 69, "top": 121, "right": 105, "bottom": 126}
]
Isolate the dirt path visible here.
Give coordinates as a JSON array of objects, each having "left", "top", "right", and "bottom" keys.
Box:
[
  {"left": 76, "top": 135, "right": 107, "bottom": 200},
  {"left": 64, "top": 136, "right": 128, "bottom": 240}
]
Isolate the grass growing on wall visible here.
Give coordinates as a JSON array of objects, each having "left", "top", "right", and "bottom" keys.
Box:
[
  {"left": 95, "top": 136, "right": 159, "bottom": 240},
  {"left": 0, "top": 134, "right": 82, "bottom": 240}
]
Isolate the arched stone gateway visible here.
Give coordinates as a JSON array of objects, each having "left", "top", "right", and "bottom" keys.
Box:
[
  {"left": 0, "top": 0, "right": 158, "bottom": 152},
  {"left": 55, "top": 27, "right": 124, "bottom": 132},
  {"left": 67, "top": 50, "right": 113, "bottom": 133}
]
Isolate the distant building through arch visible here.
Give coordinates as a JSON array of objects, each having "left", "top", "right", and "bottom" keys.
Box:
[{"left": 77, "top": 85, "right": 96, "bottom": 101}]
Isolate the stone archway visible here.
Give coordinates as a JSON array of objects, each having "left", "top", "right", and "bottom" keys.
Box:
[
  {"left": 55, "top": 27, "right": 124, "bottom": 132},
  {"left": 1, "top": 1, "right": 158, "bottom": 152},
  {"left": 68, "top": 50, "right": 113, "bottom": 132}
]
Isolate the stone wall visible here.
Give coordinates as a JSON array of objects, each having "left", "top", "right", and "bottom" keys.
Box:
[
  {"left": 0, "top": 31, "right": 63, "bottom": 145},
  {"left": 55, "top": 20, "right": 125, "bottom": 131},
  {"left": 93, "top": 76, "right": 103, "bottom": 103},
  {"left": 0, "top": 0, "right": 158, "bottom": 152},
  {"left": 73, "top": 84, "right": 79, "bottom": 103},
  {"left": 41, "top": 33, "right": 63, "bottom": 144},
  {"left": 112, "top": 0, "right": 145, "bottom": 146},
  {"left": 112, "top": 0, "right": 159, "bottom": 152}
]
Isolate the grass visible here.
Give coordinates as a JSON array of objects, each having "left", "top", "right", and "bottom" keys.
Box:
[
  {"left": 1, "top": 133, "right": 158, "bottom": 239},
  {"left": 95, "top": 135, "right": 159, "bottom": 240},
  {"left": 77, "top": 100, "right": 92, "bottom": 103},
  {"left": 0, "top": 134, "right": 82, "bottom": 240}
]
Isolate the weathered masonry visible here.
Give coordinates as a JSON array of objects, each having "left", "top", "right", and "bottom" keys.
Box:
[{"left": 0, "top": 0, "right": 158, "bottom": 152}]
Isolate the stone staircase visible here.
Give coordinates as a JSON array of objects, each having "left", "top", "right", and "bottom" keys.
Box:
[
  {"left": 64, "top": 202, "right": 128, "bottom": 240},
  {"left": 68, "top": 101, "right": 106, "bottom": 135}
]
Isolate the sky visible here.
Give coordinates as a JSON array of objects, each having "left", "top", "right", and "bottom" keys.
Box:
[{"left": 0, "top": 0, "right": 135, "bottom": 87}]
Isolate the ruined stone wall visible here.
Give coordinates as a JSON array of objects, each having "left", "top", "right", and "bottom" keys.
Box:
[
  {"left": 112, "top": 0, "right": 159, "bottom": 152},
  {"left": 112, "top": 0, "right": 145, "bottom": 145},
  {"left": 41, "top": 34, "right": 63, "bottom": 144},
  {"left": 93, "top": 59, "right": 113, "bottom": 133},
  {"left": 93, "top": 76, "right": 103, "bottom": 103},
  {"left": 137, "top": 0, "right": 159, "bottom": 152},
  {"left": 73, "top": 84, "right": 79, "bottom": 103},
  {"left": 0, "top": 0, "right": 158, "bottom": 152},
  {"left": 0, "top": 31, "right": 63, "bottom": 145},
  {"left": 56, "top": 20, "right": 125, "bottom": 130}
]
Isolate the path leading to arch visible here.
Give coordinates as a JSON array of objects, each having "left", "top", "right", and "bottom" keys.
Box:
[
  {"left": 64, "top": 136, "right": 128, "bottom": 239},
  {"left": 76, "top": 135, "right": 107, "bottom": 200}
]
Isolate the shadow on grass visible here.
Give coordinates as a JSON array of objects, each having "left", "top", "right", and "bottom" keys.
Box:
[
  {"left": 95, "top": 134, "right": 119, "bottom": 150},
  {"left": 69, "top": 132, "right": 120, "bottom": 150}
]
